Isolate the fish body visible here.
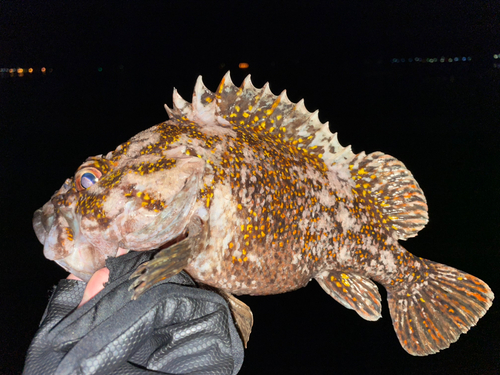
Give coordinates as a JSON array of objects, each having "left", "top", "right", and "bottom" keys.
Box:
[{"left": 34, "top": 73, "right": 493, "bottom": 356}]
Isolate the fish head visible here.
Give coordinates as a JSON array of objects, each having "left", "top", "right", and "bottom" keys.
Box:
[{"left": 33, "top": 125, "right": 205, "bottom": 281}]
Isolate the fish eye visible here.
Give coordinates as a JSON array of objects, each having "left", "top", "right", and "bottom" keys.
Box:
[
  {"left": 75, "top": 167, "right": 102, "bottom": 191},
  {"left": 81, "top": 172, "right": 98, "bottom": 188}
]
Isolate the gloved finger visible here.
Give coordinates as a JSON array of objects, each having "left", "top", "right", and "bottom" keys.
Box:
[{"left": 78, "top": 267, "right": 110, "bottom": 308}]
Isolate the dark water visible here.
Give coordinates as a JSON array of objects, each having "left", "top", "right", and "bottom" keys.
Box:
[{"left": 1, "top": 64, "right": 499, "bottom": 374}]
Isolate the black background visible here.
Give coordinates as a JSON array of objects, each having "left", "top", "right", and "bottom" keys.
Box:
[{"left": 1, "top": 1, "right": 500, "bottom": 374}]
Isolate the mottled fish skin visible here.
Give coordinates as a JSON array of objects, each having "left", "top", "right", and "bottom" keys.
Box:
[{"left": 33, "top": 73, "right": 493, "bottom": 357}]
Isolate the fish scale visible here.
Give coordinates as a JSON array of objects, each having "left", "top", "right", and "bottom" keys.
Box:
[{"left": 33, "top": 72, "right": 493, "bottom": 357}]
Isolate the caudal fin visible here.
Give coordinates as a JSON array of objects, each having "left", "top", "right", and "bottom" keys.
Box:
[{"left": 387, "top": 259, "right": 494, "bottom": 356}]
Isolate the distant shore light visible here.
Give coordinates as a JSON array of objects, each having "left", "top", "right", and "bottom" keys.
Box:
[{"left": 239, "top": 62, "right": 249, "bottom": 69}]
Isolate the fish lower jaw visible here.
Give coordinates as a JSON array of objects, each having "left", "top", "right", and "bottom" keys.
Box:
[
  {"left": 54, "top": 258, "right": 93, "bottom": 282},
  {"left": 43, "top": 242, "right": 72, "bottom": 261}
]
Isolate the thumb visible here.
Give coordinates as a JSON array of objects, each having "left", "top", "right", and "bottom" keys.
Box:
[{"left": 78, "top": 267, "right": 110, "bottom": 308}]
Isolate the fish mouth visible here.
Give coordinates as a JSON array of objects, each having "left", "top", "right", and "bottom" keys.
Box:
[
  {"left": 33, "top": 207, "right": 53, "bottom": 245},
  {"left": 32, "top": 162, "right": 201, "bottom": 279},
  {"left": 33, "top": 200, "right": 190, "bottom": 280},
  {"left": 33, "top": 202, "right": 108, "bottom": 280}
]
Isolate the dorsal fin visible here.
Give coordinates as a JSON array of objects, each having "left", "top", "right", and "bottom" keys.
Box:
[
  {"left": 192, "top": 76, "right": 217, "bottom": 125},
  {"left": 349, "top": 152, "right": 428, "bottom": 239},
  {"left": 164, "top": 72, "right": 355, "bottom": 165}
]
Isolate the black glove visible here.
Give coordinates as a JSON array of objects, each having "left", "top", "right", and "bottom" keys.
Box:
[{"left": 23, "top": 250, "right": 244, "bottom": 375}]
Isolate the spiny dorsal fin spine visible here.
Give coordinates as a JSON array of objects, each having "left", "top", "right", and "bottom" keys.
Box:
[
  {"left": 306, "top": 121, "right": 331, "bottom": 155},
  {"left": 260, "top": 82, "right": 272, "bottom": 100},
  {"left": 241, "top": 74, "right": 257, "bottom": 92},
  {"left": 282, "top": 104, "right": 315, "bottom": 140},
  {"left": 164, "top": 104, "right": 174, "bottom": 119},
  {"left": 166, "top": 72, "right": 354, "bottom": 165},
  {"left": 278, "top": 90, "right": 292, "bottom": 108},
  {"left": 193, "top": 76, "right": 213, "bottom": 108},
  {"left": 215, "top": 72, "right": 238, "bottom": 121},
  {"left": 172, "top": 88, "right": 192, "bottom": 118},
  {"left": 193, "top": 76, "right": 217, "bottom": 124},
  {"left": 294, "top": 98, "right": 307, "bottom": 113},
  {"left": 330, "top": 133, "right": 342, "bottom": 152}
]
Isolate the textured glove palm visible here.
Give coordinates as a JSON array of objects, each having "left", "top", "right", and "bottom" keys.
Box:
[{"left": 23, "top": 251, "right": 244, "bottom": 375}]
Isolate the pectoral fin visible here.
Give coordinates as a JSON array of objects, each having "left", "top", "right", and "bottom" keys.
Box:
[
  {"left": 316, "top": 270, "right": 382, "bottom": 321},
  {"left": 129, "top": 236, "right": 193, "bottom": 300},
  {"left": 129, "top": 217, "right": 204, "bottom": 300}
]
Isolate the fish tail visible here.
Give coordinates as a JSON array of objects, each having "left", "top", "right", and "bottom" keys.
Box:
[{"left": 387, "top": 258, "right": 494, "bottom": 356}]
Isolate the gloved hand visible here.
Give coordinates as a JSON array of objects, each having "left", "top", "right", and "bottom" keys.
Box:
[{"left": 23, "top": 250, "right": 244, "bottom": 375}]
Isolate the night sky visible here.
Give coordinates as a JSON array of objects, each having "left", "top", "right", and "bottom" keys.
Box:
[{"left": 2, "top": 1, "right": 500, "bottom": 374}]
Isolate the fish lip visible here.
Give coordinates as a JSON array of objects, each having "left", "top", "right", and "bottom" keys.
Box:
[
  {"left": 33, "top": 198, "right": 58, "bottom": 245},
  {"left": 33, "top": 208, "right": 48, "bottom": 244},
  {"left": 34, "top": 179, "right": 73, "bottom": 243}
]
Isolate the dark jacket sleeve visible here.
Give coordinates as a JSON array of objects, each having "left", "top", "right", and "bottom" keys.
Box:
[{"left": 23, "top": 251, "right": 244, "bottom": 375}]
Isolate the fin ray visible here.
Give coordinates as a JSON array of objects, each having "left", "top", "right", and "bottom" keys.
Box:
[
  {"left": 349, "top": 152, "right": 428, "bottom": 239},
  {"left": 129, "top": 237, "right": 192, "bottom": 300},
  {"left": 166, "top": 72, "right": 356, "bottom": 165},
  {"left": 387, "top": 258, "right": 494, "bottom": 355},
  {"left": 218, "top": 290, "right": 253, "bottom": 348},
  {"left": 316, "top": 270, "right": 382, "bottom": 321}
]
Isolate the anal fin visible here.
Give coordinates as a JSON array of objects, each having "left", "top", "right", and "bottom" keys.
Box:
[
  {"left": 316, "top": 270, "right": 382, "bottom": 321},
  {"left": 217, "top": 289, "right": 253, "bottom": 348},
  {"left": 197, "top": 283, "right": 254, "bottom": 348}
]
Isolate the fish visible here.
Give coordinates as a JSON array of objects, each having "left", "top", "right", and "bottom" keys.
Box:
[{"left": 33, "top": 72, "right": 493, "bottom": 355}]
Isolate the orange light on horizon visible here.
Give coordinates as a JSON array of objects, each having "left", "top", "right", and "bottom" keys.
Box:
[
  {"left": 239, "top": 62, "right": 249, "bottom": 69},
  {"left": 17, "top": 68, "right": 24, "bottom": 74},
  {"left": 28, "top": 68, "right": 33, "bottom": 73},
  {"left": 41, "top": 67, "right": 46, "bottom": 73}
]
